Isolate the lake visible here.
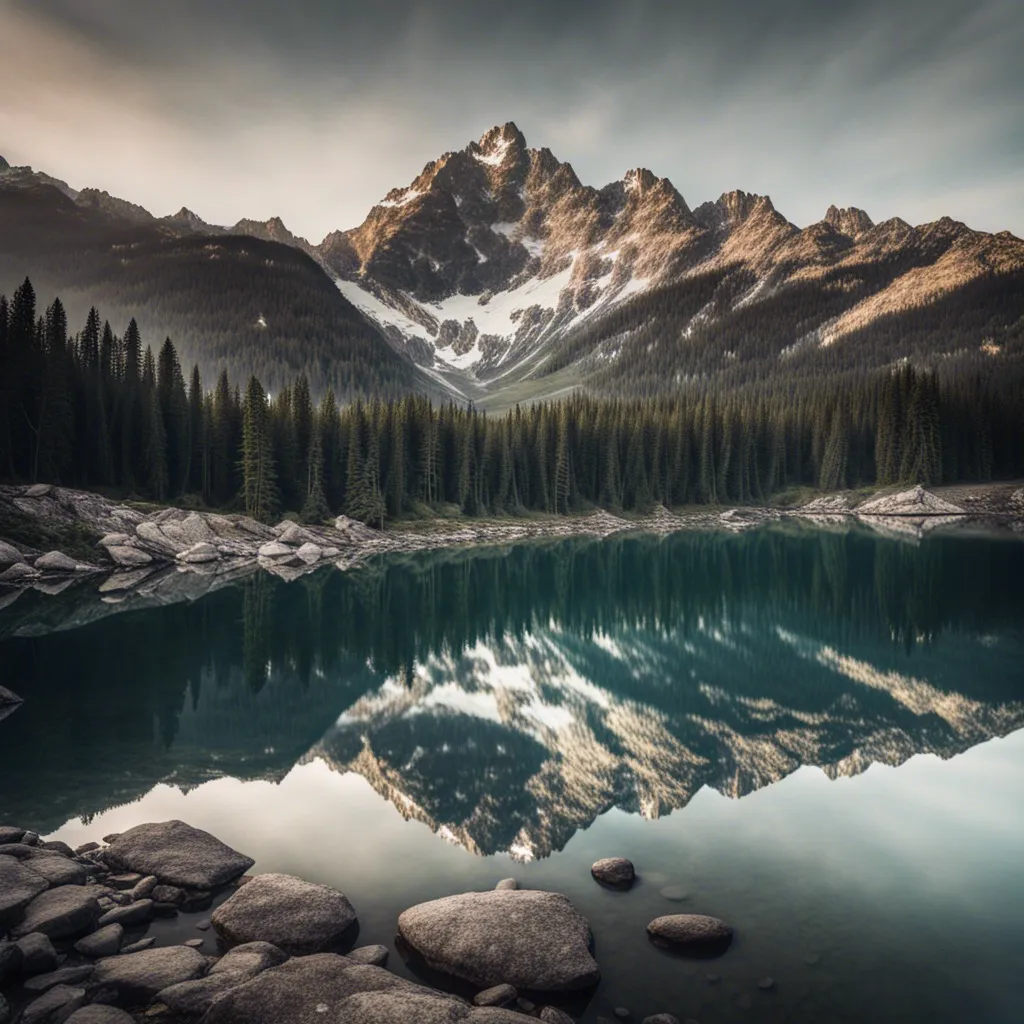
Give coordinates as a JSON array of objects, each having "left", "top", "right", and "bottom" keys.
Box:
[{"left": 2, "top": 523, "right": 1023, "bottom": 1022}]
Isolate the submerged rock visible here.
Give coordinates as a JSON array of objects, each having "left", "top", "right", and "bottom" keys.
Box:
[
  {"left": 398, "top": 889, "right": 600, "bottom": 991},
  {"left": 102, "top": 820, "right": 254, "bottom": 889},
  {"left": 212, "top": 873, "right": 357, "bottom": 955},
  {"left": 646, "top": 914, "right": 733, "bottom": 955}
]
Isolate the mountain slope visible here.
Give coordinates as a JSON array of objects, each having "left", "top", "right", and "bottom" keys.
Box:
[{"left": 0, "top": 165, "right": 421, "bottom": 399}]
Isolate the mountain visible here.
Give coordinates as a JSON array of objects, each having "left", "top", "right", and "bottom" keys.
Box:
[
  {"left": 3, "top": 128, "right": 1023, "bottom": 405},
  {"left": 0, "top": 160, "right": 422, "bottom": 399},
  {"left": 321, "top": 123, "right": 1024, "bottom": 401}
]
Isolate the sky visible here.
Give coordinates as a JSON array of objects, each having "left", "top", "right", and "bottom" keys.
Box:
[{"left": 1, "top": 0, "right": 1021, "bottom": 241}]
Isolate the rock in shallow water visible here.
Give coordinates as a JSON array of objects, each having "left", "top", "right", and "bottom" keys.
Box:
[
  {"left": 74, "top": 923, "right": 123, "bottom": 958},
  {"left": 102, "top": 820, "right": 254, "bottom": 889},
  {"left": 646, "top": 914, "right": 733, "bottom": 956},
  {"left": 398, "top": 889, "right": 600, "bottom": 991},
  {"left": 473, "top": 984, "right": 517, "bottom": 1007},
  {"left": 34, "top": 551, "right": 78, "bottom": 572},
  {"left": 97, "top": 899, "right": 153, "bottom": 928},
  {"left": 212, "top": 872, "right": 357, "bottom": 955},
  {"left": 204, "top": 954, "right": 525, "bottom": 1024},
  {"left": 345, "top": 944, "right": 388, "bottom": 968},
  {"left": 591, "top": 857, "right": 635, "bottom": 888}
]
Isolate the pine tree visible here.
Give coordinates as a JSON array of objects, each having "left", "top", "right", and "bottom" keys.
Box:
[{"left": 240, "top": 376, "right": 278, "bottom": 522}]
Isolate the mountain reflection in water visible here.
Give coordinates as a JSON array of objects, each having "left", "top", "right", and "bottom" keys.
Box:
[{"left": 1, "top": 525, "right": 1022, "bottom": 850}]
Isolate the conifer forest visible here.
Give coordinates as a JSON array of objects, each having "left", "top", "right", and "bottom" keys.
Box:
[{"left": 1, "top": 278, "right": 1021, "bottom": 527}]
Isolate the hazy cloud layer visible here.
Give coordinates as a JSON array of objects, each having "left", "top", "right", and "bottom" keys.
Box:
[{"left": 2, "top": 0, "right": 1021, "bottom": 240}]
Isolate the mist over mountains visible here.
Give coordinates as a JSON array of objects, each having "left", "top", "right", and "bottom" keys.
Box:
[{"left": 2, "top": 123, "right": 1022, "bottom": 403}]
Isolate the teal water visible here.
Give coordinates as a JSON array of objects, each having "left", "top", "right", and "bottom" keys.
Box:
[{"left": 2, "top": 525, "right": 1023, "bottom": 1022}]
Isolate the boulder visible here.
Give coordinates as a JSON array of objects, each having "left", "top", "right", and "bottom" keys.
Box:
[
  {"left": 33, "top": 551, "right": 79, "bottom": 573},
  {"left": 204, "top": 954, "right": 525, "bottom": 1024},
  {"left": 591, "top": 857, "right": 635, "bottom": 888},
  {"left": 0, "top": 562, "right": 40, "bottom": 583},
  {"left": 0, "top": 939, "right": 24, "bottom": 983},
  {"left": 0, "top": 540, "right": 25, "bottom": 566},
  {"left": 20, "top": 853, "right": 88, "bottom": 888},
  {"left": 212, "top": 873, "right": 357, "bottom": 955},
  {"left": 178, "top": 542, "right": 220, "bottom": 564},
  {"left": 0, "top": 826, "right": 26, "bottom": 844},
  {"left": 294, "top": 542, "right": 322, "bottom": 564},
  {"left": 857, "top": 485, "right": 965, "bottom": 516},
  {"left": 150, "top": 884, "right": 186, "bottom": 905},
  {"left": 74, "top": 923, "right": 123, "bottom": 958},
  {"left": 19, "top": 984, "right": 86, "bottom": 1024},
  {"left": 540, "top": 1009, "right": 576, "bottom": 1024},
  {"left": 474, "top": 984, "right": 517, "bottom": 1007},
  {"left": 345, "top": 945, "right": 388, "bottom": 968},
  {"left": 106, "top": 874, "right": 142, "bottom": 890},
  {"left": 398, "top": 890, "right": 600, "bottom": 991},
  {"left": 15, "top": 933, "right": 57, "bottom": 975},
  {"left": 11, "top": 886, "right": 101, "bottom": 940},
  {"left": 102, "top": 821, "right": 254, "bottom": 889},
  {"left": 0, "top": 854, "right": 48, "bottom": 927},
  {"left": 129, "top": 876, "right": 157, "bottom": 901},
  {"left": 494, "top": 879, "right": 518, "bottom": 891},
  {"left": 258, "top": 541, "right": 292, "bottom": 558},
  {"left": 23, "top": 965, "right": 94, "bottom": 992},
  {"left": 277, "top": 523, "right": 311, "bottom": 546},
  {"left": 646, "top": 914, "right": 733, "bottom": 955},
  {"left": 65, "top": 1009, "right": 137, "bottom": 1024},
  {"left": 96, "top": 900, "right": 153, "bottom": 928},
  {"left": 97, "top": 534, "right": 130, "bottom": 548},
  {"left": 105, "top": 545, "right": 152, "bottom": 567},
  {"left": 90, "top": 945, "right": 208, "bottom": 1006},
  {"left": 157, "top": 941, "right": 288, "bottom": 1017}
]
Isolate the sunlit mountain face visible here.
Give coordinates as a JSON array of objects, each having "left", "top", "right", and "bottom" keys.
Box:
[{"left": 1, "top": 527, "right": 1022, "bottom": 846}]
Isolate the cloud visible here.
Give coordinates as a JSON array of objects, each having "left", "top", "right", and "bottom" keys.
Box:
[{"left": 1, "top": 0, "right": 1021, "bottom": 238}]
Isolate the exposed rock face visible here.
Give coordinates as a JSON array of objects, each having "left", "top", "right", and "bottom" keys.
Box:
[
  {"left": 397, "top": 890, "right": 599, "bottom": 991},
  {"left": 857, "top": 485, "right": 966, "bottom": 516},
  {"left": 102, "top": 820, "right": 254, "bottom": 889},
  {"left": 90, "top": 946, "right": 208, "bottom": 1005},
  {"left": 646, "top": 914, "right": 733, "bottom": 955},
  {"left": 10, "top": 886, "right": 101, "bottom": 940},
  {"left": 204, "top": 954, "right": 525, "bottom": 1024},
  {"left": 211, "top": 873, "right": 358, "bottom": 955},
  {"left": 590, "top": 857, "right": 635, "bottom": 888}
]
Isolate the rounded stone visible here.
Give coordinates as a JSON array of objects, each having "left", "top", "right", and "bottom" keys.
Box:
[
  {"left": 65, "top": 1008, "right": 137, "bottom": 1024},
  {"left": 646, "top": 914, "right": 733, "bottom": 956},
  {"left": 398, "top": 889, "right": 600, "bottom": 992},
  {"left": 74, "top": 924, "right": 124, "bottom": 958},
  {"left": 345, "top": 944, "right": 389, "bottom": 967},
  {"left": 11, "top": 886, "right": 101, "bottom": 940},
  {"left": 0, "top": 855, "right": 48, "bottom": 927},
  {"left": 474, "top": 984, "right": 517, "bottom": 1007},
  {"left": 591, "top": 858, "right": 635, "bottom": 888},
  {"left": 90, "top": 945, "right": 208, "bottom": 1005},
  {"left": 658, "top": 885, "right": 689, "bottom": 902},
  {"left": 494, "top": 878, "right": 518, "bottom": 891},
  {"left": 212, "top": 873, "right": 358, "bottom": 955}
]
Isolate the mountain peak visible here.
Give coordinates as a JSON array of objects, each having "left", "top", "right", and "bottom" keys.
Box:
[
  {"left": 825, "top": 204, "right": 874, "bottom": 237},
  {"left": 470, "top": 122, "right": 527, "bottom": 168}
]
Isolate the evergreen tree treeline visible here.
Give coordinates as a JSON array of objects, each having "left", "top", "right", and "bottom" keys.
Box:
[{"left": 1, "top": 278, "right": 1021, "bottom": 525}]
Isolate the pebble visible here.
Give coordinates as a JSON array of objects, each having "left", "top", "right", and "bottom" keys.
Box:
[
  {"left": 196, "top": 919, "right": 211, "bottom": 931},
  {"left": 614, "top": 1008, "right": 630, "bottom": 1019}
]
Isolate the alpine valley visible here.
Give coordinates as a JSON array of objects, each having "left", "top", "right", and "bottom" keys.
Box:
[{"left": 2, "top": 121, "right": 1023, "bottom": 405}]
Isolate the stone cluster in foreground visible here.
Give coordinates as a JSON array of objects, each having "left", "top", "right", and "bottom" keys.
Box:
[{"left": 0, "top": 823, "right": 743, "bottom": 1023}]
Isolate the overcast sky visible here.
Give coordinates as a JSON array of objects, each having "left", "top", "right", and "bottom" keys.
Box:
[{"left": 2, "top": 0, "right": 1021, "bottom": 241}]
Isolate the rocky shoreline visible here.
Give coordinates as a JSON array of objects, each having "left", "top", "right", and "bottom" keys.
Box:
[
  {"left": 0, "top": 821, "right": 728, "bottom": 1024},
  {"left": 1, "top": 483, "right": 1021, "bottom": 605}
]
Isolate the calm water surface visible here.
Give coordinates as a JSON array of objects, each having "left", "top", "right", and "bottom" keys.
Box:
[{"left": 2, "top": 525, "right": 1023, "bottom": 1022}]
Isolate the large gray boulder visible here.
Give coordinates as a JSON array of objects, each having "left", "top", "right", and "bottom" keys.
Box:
[
  {"left": 0, "top": 540, "right": 24, "bottom": 566},
  {"left": 157, "top": 941, "right": 288, "bottom": 1017},
  {"left": 211, "top": 873, "right": 357, "bottom": 955},
  {"left": 397, "top": 890, "right": 600, "bottom": 991},
  {"left": 105, "top": 545, "right": 152, "bottom": 567},
  {"left": 18, "top": 852, "right": 88, "bottom": 888},
  {"left": 74, "top": 923, "right": 123, "bottom": 958},
  {"left": 857, "top": 485, "right": 965, "bottom": 516},
  {"left": 90, "top": 945, "right": 208, "bottom": 1005},
  {"left": 646, "top": 914, "right": 733, "bottom": 955},
  {"left": 0, "top": 854, "right": 48, "bottom": 927},
  {"left": 11, "top": 886, "right": 101, "bottom": 940},
  {"left": 15, "top": 933, "right": 57, "bottom": 975},
  {"left": 102, "top": 821, "right": 254, "bottom": 889},
  {"left": 34, "top": 551, "right": 78, "bottom": 573},
  {"left": 204, "top": 954, "right": 525, "bottom": 1024}
]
